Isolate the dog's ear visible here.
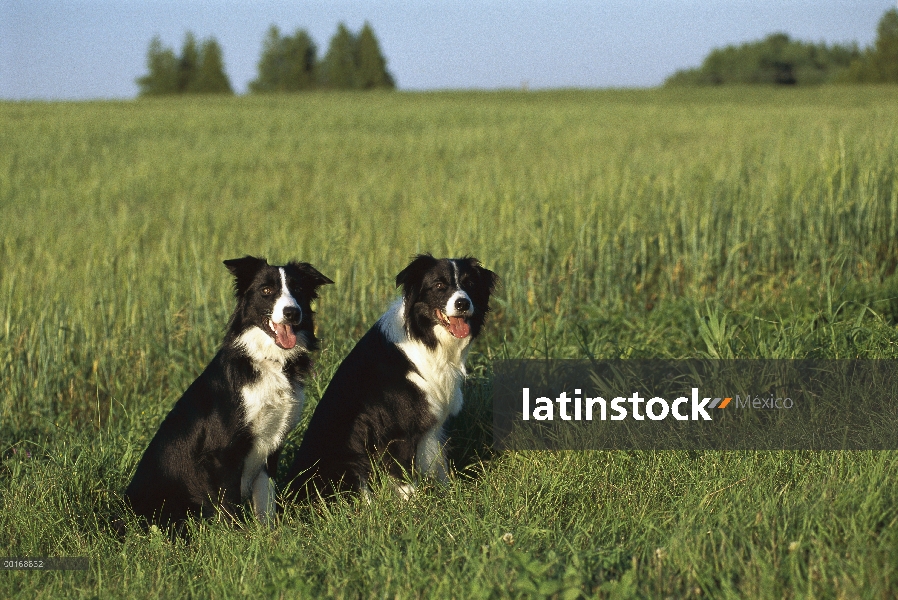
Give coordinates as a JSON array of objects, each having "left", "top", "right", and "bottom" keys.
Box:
[
  {"left": 287, "top": 262, "right": 334, "bottom": 298},
  {"left": 396, "top": 254, "right": 437, "bottom": 336},
  {"left": 461, "top": 257, "right": 498, "bottom": 316},
  {"left": 479, "top": 265, "right": 499, "bottom": 295},
  {"left": 462, "top": 257, "right": 499, "bottom": 294},
  {"left": 470, "top": 258, "right": 499, "bottom": 294},
  {"left": 395, "top": 253, "right": 438, "bottom": 291},
  {"left": 224, "top": 256, "right": 267, "bottom": 296}
]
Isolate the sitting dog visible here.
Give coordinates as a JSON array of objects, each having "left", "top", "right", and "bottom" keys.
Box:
[
  {"left": 124, "top": 256, "right": 332, "bottom": 529},
  {"left": 286, "top": 254, "right": 497, "bottom": 499}
]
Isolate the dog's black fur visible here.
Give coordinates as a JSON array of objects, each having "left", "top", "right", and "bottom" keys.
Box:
[
  {"left": 286, "top": 254, "right": 497, "bottom": 499},
  {"left": 123, "top": 256, "right": 331, "bottom": 530}
]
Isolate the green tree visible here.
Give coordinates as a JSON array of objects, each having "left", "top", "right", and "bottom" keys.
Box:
[
  {"left": 354, "top": 22, "right": 395, "bottom": 89},
  {"left": 282, "top": 29, "right": 317, "bottom": 90},
  {"left": 192, "top": 38, "right": 233, "bottom": 94},
  {"left": 844, "top": 8, "right": 898, "bottom": 82},
  {"left": 249, "top": 26, "right": 317, "bottom": 93},
  {"left": 251, "top": 26, "right": 284, "bottom": 93},
  {"left": 136, "top": 36, "right": 178, "bottom": 96},
  {"left": 319, "top": 23, "right": 358, "bottom": 89},
  {"left": 872, "top": 8, "right": 898, "bottom": 81},
  {"left": 178, "top": 32, "right": 200, "bottom": 93},
  {"left": 138, "top": 32, "right": 233, "bottom": 96}
]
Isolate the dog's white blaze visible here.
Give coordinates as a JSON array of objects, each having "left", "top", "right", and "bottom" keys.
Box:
[
  {"left": 444, "top": 290, "right": 473, "bottom": 318},
  {"left": 271, "top": 267, "right": 301, "bottom": 324},
  {"left": 379, "top": 299, "right": 469, "bottom": 482},
  {"left": 445, "top": 260, "right": 472, "bottom": 317}
]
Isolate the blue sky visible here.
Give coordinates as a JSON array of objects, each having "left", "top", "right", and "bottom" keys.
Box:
[{"left": 1, "top": 1, "right": 893, "bottom": 99}]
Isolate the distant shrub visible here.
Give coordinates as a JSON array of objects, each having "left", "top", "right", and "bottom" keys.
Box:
[{"left": 665, "top": 33, "right": 859, "bottom": 86}]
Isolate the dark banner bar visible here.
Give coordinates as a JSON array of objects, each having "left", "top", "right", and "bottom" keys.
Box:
[{"left": 492, "top": 360, "right": 898, "bottom": 450}]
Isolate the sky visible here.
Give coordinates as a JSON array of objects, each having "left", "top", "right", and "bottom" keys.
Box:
[{"left": 1, "top": 1, "right": 894, "bottom": 99}]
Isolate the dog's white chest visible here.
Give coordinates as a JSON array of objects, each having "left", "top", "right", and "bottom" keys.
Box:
[
  {"left": 241, "top": 361, "right": 304, "bottom": 452},
  {"left": 239, "top": 359, "right": 304, "bottom": 500},
  {"left": 403, "top": 347, "right": 466, "bottom": 422},
  {"left": 379, "top": 299, "right": 470, "bottom": 422},
  {"left": 398, "top": 328, "right": 470, "bottom": 422}
]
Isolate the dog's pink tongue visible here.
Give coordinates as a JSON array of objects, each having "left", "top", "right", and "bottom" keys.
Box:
[
  {"left": 448, "top": 316, "right": 470, "bottom": 338},
  {"left": 273, "top": 322, "right": 297, "bottom": 349}
]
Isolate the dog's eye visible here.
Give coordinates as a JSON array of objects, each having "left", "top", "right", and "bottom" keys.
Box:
[
  {"left": 434, "top": 282, "right": 446, "bottom": 291},
  {"left": 260, "top": 286, "right": 275, "bottom": 296}
]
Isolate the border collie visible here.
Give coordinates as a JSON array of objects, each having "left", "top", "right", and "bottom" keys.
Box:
[
  {"left": 123, "top": 256, "right": 332, "bottom": 529},
  {"left": 286, "top": 254, "right": 497, "bottom": 499}
]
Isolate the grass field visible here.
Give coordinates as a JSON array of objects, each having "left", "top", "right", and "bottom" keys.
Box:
[{"left": 2, "top": 87, "right": 898, "bottom": 598}]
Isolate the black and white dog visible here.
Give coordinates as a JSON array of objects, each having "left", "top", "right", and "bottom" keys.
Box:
[
  {"left": 124, "top": 256, "right": 332, "bottom": 529},
  {"left": 286, "top": 254, "right": 497, "bottom": 499}
]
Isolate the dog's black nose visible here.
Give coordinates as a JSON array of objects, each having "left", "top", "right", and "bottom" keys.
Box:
[
  {"left": 454, "top": 297, "right": 471, "bottom": 313},
  {"left": 282, "top": 306, "right": 301, "bottom": 323}
]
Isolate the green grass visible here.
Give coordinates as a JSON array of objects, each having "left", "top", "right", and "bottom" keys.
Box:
[{"left": 2, "top": 87, "right": 898, "bottom": 597}]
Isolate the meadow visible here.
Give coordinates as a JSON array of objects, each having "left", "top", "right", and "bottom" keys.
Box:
[{"left": 1, "top": 87, "right": 897, "bottom": 598}]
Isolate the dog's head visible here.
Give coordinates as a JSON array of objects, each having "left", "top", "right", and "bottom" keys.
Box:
[
  {"left": 395, "top": 254, "right": 498, "bottom": 349},
  {"left": 224, "top": 256, "right": 333, "bottom": 353}
]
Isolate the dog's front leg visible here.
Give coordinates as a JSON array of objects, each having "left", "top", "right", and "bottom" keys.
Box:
[
  {"left": 266, "top": 449, "right": 280, "bottom": 480},
  {"left": 252, "top": 469, "right": 276, "bottom": 524},
  {"left": 415, "top": 426, "right": 449, "bottom": 483},
  {"left": 449, "top": 385, "right": 464, "bottom": 417}
]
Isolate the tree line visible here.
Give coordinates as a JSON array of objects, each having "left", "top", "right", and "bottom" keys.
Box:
[
  {"left": 137, "top": 33, "right": 233, "bottom": 95},
  {"left": 666, "top": 8, "right": 898, "bottom": 86},
  {"left": 137, "top": 22, "right": 394, "bottom": 96}
]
